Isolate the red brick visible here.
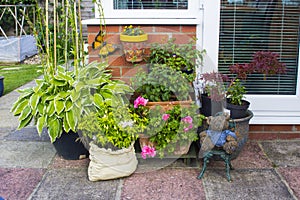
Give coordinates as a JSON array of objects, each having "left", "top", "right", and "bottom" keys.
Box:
[
  {"left": 277, "top": 133, "right": 300, "bottom": 140},
  {"left": 147, "top": 34, "right": 169, "bottom": 43},
  {"left": 87, "top": 25, "right": 100, "bottom": 33},
  {"left": 106, "top": 25, "right": 120, "bottom": 33},
  {"left": 155, "top": 25, "right": 180, "bottom": 33},
  {"left": 108, "top": 55, "right": 132, "bottom": 67},
  {"left": 107, "top": 66, "right": 121, "bottom": 77},
  {"left": 249, "top": 125, "right": 264, "bottom": 131},
  {"left": 293, "top": 125, "right": 300, "bottom": 131},
  {"left": 104, "top": 34, "right": 121, "bottom": 44},
  {"left": 121, "top": 65, "right": 148, "bottom": 77},
  {"left": 264, "top": 125, "right": 294, "bottom": 132},
  {"left": 172, "top": 34, "right": 196, "bottom": 44},
  {"left": 88, "top": 56, "right": 100, "bottom": 63},
  {"left": 88, "top": 34, "right": 97, "bottom": 45},
  {"left": 181, "top": 25, "right": 196, "bottom": 33}
]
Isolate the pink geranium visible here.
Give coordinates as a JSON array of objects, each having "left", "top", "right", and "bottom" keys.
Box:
[
  {"left": 182, "top": 116, "right": 193, "bottom": 124},
  {"left": 162, "top": 114, "right": 170, "bottom": 121},
  {"left": 141, "top": 145, "right": 156, "bottom": 159},
  {"left": 134, "top": 96, "right": 148, "bottom": 108}
]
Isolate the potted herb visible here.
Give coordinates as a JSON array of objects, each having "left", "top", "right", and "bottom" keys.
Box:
[
  {"left": 120, "top": 25, "right": 148, "bottom": 62},
  {"left": 78, "top": 102, "right": 139, "bottom": 181},
  {"left": 148, "top": 38, "right": 206, "bottom": 82}
]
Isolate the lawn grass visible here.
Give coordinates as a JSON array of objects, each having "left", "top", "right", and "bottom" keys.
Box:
[{"left": 0, "top": 64, "right": 43, "bottom": 95}]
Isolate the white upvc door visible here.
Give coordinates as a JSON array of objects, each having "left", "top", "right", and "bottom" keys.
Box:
[{"left": 202, "top": 0, "right": 300, "bottom": 124}]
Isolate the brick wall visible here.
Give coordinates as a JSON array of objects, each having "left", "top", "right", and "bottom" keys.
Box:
[
  {"left": 87, "top": 24, "right": 197, "bottom": 82},
  {"left": 249, "top": 125, "right": 300, "bottom": 140}
]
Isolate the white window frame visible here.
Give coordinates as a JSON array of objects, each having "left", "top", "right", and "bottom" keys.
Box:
[
  {"left": 91, "top": 0, "right": 201, "bottom": 24},
  {"left": 205, "top": 0, "right": 300, "bottom": 124}
]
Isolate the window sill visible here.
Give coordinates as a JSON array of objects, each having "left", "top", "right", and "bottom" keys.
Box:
[{"left": 82, "top": 18, "right": 200, "bottom": 25}]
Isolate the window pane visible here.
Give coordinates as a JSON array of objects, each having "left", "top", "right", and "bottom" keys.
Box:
[
  {"left": 114, "top": 0, "right": 188, "bottom": 9},
  {"left": 218, "top": 0, "right": 300, "bottom": 95}
]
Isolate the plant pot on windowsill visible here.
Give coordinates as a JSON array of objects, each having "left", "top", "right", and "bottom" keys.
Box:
[
  {"left": 0, "top": 76, "right": 4, "bottom": 97},
  {"left": 120, "top": 33, "right": 148, "bottom": 63},
  {"left": 226, "top": 99, "right": 250, "bottom": 119}
]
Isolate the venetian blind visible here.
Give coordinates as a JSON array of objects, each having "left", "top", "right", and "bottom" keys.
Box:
[
  {"left": 218, "top": 0, "right": 300, "bottom": 95},
  {"left": 113, "top": 0, "right": 188, "bottom": 10}
]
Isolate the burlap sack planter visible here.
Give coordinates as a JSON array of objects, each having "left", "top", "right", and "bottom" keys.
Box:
[{"left": 88, "top": 142, "right": 138, "bottom": 181}]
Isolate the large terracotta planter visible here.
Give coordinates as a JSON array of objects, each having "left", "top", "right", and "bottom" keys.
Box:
[{"left": 120, "top": 33, "right": 148, "bottom": 63}]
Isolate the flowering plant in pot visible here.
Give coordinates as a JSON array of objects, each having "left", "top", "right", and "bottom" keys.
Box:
[
  {"left": 120, "top": 25, "right": 148, "bottom": 63},
  {"left": 131, "top": 96, "right": 204, "bottom": 158}
]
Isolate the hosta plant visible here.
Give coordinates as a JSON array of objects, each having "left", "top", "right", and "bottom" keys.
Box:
[{"left": 11, "top": 62, "right": 133, "bottom": 143}]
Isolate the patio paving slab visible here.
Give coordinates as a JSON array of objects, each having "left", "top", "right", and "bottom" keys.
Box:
[
  {"left": 4, "top": 127, "right": 50, "bottom": 142},
  {"left": 0, "top": 141, "right": 56, "bottom": 168},
  {"left": 260, "top": 140, "right": 300, "bottom": 167},
  {"left": 202, "top": 169, "right": 295, "bottom": 200},
  {"left": 30, "top": 168, "right": 120, "bottom": 200},
  {"left": 0, "top": 168, "right": 45, "bottom": 200},
  {"left": 49, "top": 155, "right": 89, "bottom": 169},
  {"left": 278, "top": 167, "right": 300, "bottom": 199},
  {"left": 121, "top": 168, "right": 206, "bottom": 200}
]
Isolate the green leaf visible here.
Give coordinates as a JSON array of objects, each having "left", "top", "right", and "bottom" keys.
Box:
[
  {"left": 54, "top": 99, "right": 65, "bottom": 115},
  {"left": 48, "top": 118, "right": 62, "bottom": 143},
  {"left": 94, "top": 93, "right": 104, "bottom": 108},
  {"left": 11, "top": 99, "right": 29, "bottom": 115},
  {"left": 17, "top": 114, "right": 33, "bottom": 130},
  {"left": 18, "top": 105, "right": 31, "bottom": 121},
  {"left": 63, "top": 116, "right": 71, "bottom": 133},
  {"left": 29, "top": 93, "right": 40, "bottom": 110},
  {"left": 47, "top": 101, "right": 55, "bottom": 117},
  {"left": 66, "top": 110, "right": 76, "bottom": 131},
  {"left": 37, "top": 115, "right": 46, "bottom": 136},
  {"left": 65, "top": 99, "right": 73, "bottom": 111}
]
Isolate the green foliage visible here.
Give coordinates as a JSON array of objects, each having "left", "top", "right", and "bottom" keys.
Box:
[
  {"left": 122, "top": 25, "right": 145, "bottom": 36},
  {"left": 11, "top": 62, "right": 132, "bottom": 143},
  {"left": 78, "top": 103, "right": 139, "bottom": 149},
  {"left": 146, "top": 104, "right": 204, "bottom": 157},
  {"left": 131, "top": 66, "right": 192, "bottom": 102},
  {"left": 148, "top": 38, "right": 206, "bottom": 82},
  {"left": 226, "top": 79, "right": 246, "bottom": 105}
]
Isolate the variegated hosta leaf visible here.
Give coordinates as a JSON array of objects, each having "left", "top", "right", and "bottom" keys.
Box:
[
  {"left": 94, "top": 93, "right": 104, "bottom": 109},
  {"left": 54, "top": 98, "right": 65, "bottom": 115},
  {"left": 36, "top": 115, "right": 46, "bottom": 136},
  {"left": 66, "top": 109, "right": 76, "bottom": 132},
  {"left": 47, "top": 101, "right": 55, "bottom": 117},
  {"left": 48, "top": 118, "right": 62, "bottom": 143},
  {"left": 11, "top": 98, "right": 29, "bottom": 115},
  {"left": 63, "top": 116, "right": 71, "bottom": 133},
  {"left": 29, "top": 93, "right": 41, "bottom": 110},
  {"left": 65, "top": 99, "right": 73, "bottom": 111},
  {"left": 18, "top": 114, "right": 33, "bottom": 130},
  {"left": 18, "top": 105, "right": 32, "bottom": 121}
]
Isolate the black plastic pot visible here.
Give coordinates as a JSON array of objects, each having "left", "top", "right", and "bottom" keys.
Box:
[
  {"left": 200, "top": 94, "right": 224, "bottom": 117},
  {"left": 226, "top": 99, "right": 250, "bottom": 119},
  {"left": 0, "top": 76, "right": 4, "bottom": 97},
  {"left": 52, "top": 130, "right": 89, "bottom": 160}
]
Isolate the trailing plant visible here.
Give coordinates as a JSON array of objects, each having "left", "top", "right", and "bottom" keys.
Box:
[
  {"left": 121, "top": 25, "right": 145, "bottom": 36},
  {"left": 131, "top": 65, "right": 192, "bottom": 102},
  {"left": 148, "top": 38, "right": 206, "bottom": 82}
]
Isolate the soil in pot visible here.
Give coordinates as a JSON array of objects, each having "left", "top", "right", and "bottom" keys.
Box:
[
  {"left": 52, "top": 130, "right": 89, "bottom": 160},
  {"left": 226, "top": 99, "right": 250, "bottom": 119}
]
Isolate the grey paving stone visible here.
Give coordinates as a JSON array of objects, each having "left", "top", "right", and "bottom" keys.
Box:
[
  {"left": 5, "top": 127, "right": 50, "bottom": 142},
  {"left": 0, "top": 141, "right": 56, "bottom": 168},
  {"left": 30, "top": 168, "right": 120, "bottom": 200},
  {"left": 0, "top": 109, "right": 20, "bottom": 129},
  {"left": 260, "top": 140, "right": 300, "bottom": 167},
  {"left": 202, "top": 169, "right": 294, "bottom": 200}
]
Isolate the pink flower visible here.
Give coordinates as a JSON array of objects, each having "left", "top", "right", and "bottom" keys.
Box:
[
  {"left": 182, "top": 116, "right": 193, "bottom": 124},
  {"left": 162, "top": 114, "right": 170, "bottom": 121},
  {"left": 134, "top": 96, "right": 148, "bottom": 108},
  {"left": 141, "top": 145, "right": 156, "bottom": 159},
  {"left": 184, "top": 127, "right": 189, "bottom": 132}
]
